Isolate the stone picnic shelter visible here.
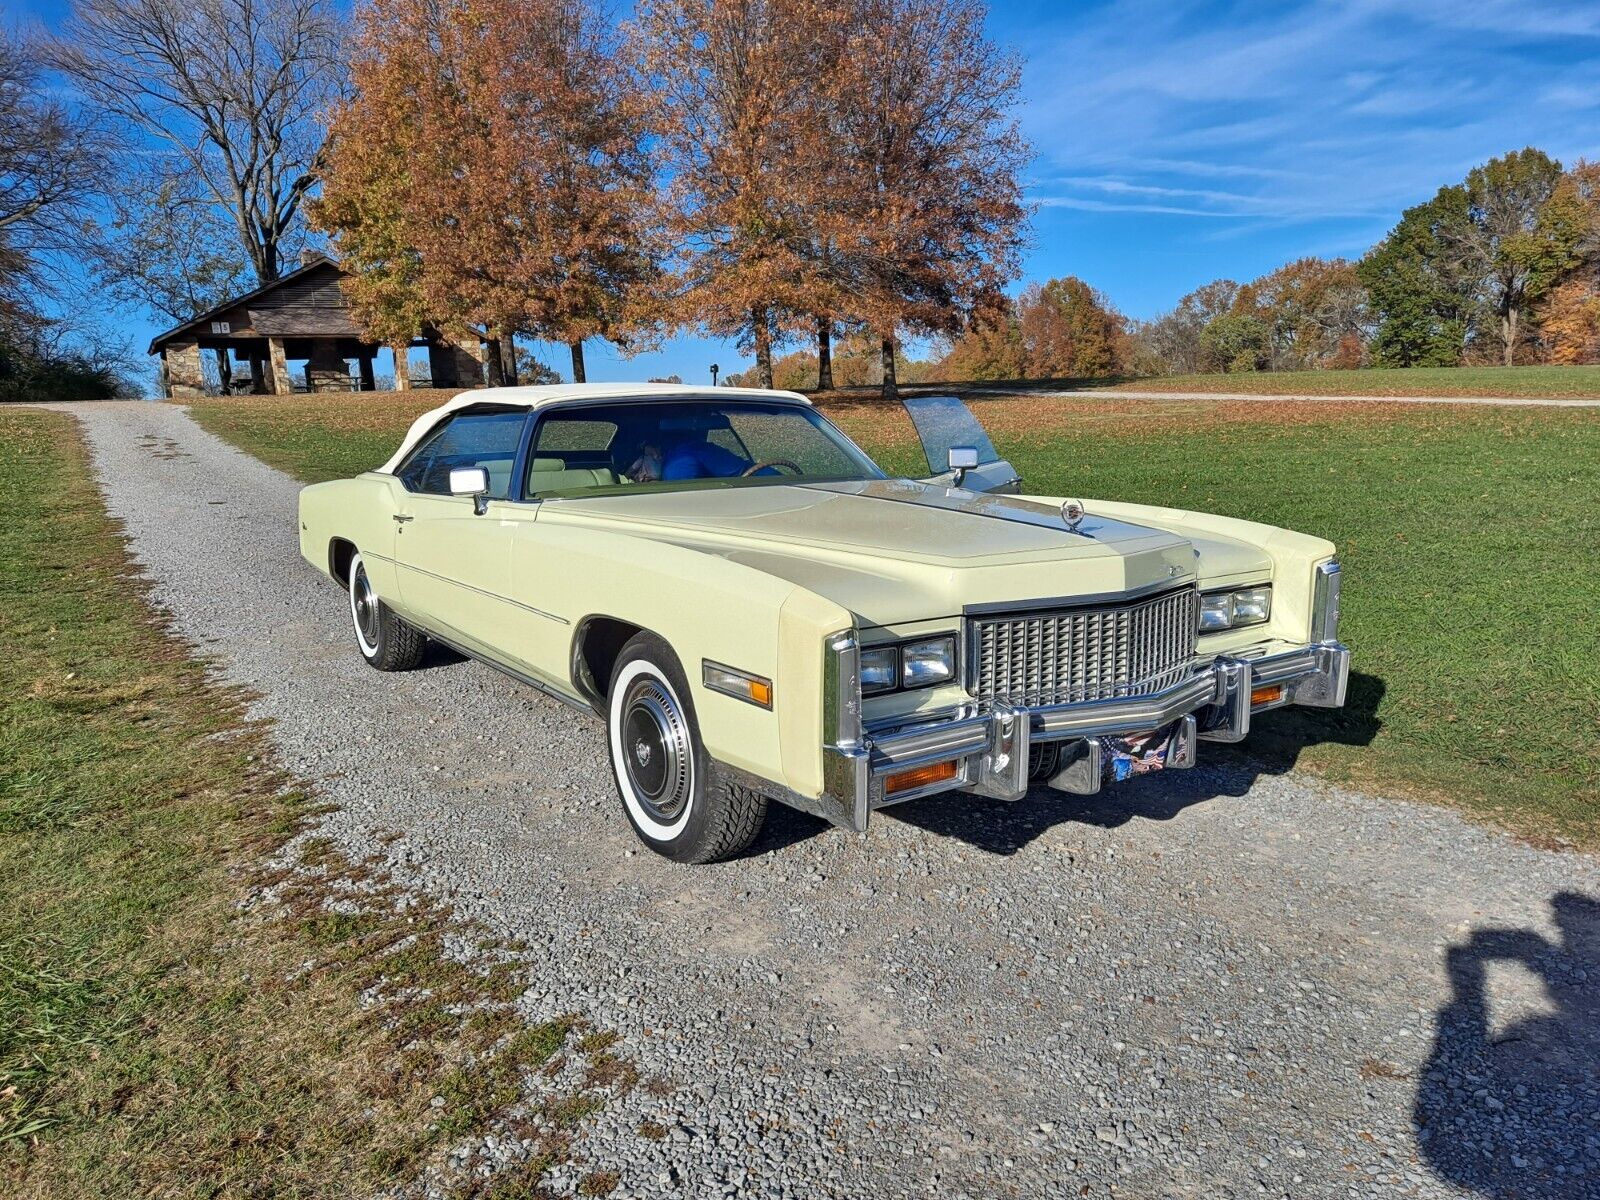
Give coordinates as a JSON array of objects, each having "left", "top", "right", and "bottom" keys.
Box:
[{"left": 149, "top": 255, "right": 496, "bottom": 398}]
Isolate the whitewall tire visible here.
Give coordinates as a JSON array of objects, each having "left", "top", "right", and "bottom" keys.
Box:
[
  {"left": 347, "top": 550, "right": 427, "bottom": 671},
  {"left": 606, "top": 632, "right": 768, "bottom": 863}
]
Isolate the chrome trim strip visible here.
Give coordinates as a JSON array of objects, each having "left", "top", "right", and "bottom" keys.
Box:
[
  {"left": 1311, "top": 561, "right": 1342, "bottom": 644},
  {"left": 413, "top": 624, "right": 593, "bottom": 716},
  {"left": 393, "top": 559, "right": 570, "bottom": 624},
  {"left": 963, "top": 577, "right": 1196, "bottom": 616}
]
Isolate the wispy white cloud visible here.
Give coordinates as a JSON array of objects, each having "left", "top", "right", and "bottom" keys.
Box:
[{"left": 1015, "top": 0, "right": 1600, "bottom": 236}]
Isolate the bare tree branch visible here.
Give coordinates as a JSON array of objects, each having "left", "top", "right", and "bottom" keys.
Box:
[{"left": 50, "top": 0, "right": 345, "bottom": 284}]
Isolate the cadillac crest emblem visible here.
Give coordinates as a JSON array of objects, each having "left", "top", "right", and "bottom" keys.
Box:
[{"left": 1060, "top": 499, "right": 1086, "bottom": 530}]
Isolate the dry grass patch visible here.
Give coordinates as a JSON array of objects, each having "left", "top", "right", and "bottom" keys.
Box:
[{"left": 0, "top": 408, "right": 634, "bottom": 1198}]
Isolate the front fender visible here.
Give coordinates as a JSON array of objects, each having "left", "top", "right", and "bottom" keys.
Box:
[{"left": 512, "top": 522, "right": 853, "bottom": 800}]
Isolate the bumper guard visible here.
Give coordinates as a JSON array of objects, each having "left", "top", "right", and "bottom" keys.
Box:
[{"left": 814, "top": 640, "right": 1349, "bottom": 832}]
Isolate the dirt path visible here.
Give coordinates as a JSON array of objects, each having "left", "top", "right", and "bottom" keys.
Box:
[{"left": 55, "top": 400, "right": 1600, "bottom": 1200}]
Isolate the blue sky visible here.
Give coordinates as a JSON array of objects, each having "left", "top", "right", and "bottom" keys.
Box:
[{"left": 12, "top": 0, "right": 1600, "bottom": 386}]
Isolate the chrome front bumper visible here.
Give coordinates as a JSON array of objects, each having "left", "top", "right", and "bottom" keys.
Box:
[{"left": 815, "top": 640, "right": 1349, "bottom": 833}]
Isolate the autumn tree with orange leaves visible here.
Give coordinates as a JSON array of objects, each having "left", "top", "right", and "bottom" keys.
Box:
[
  {"left": 633, "top": 0, "right": 1028, "bottom": 398},
  {"left": 819, "top": 0, "right": 1030, "bottom": 398},
  {"left": 629, "top": 0, "right": 842, "bottom": 390},
  {"left": 317, "top": 0, "right": 657, "bottom": 383}
]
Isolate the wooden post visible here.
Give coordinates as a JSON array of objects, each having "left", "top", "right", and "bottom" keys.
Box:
[
  {"left": 267, "top": 338, "right": 291, "bottom": 395},
  {"left": 359, "top": 356, "right": 376, "bottom": 391},
  {"left": 249, "top": 354, "right": 267, "bottom": 394},
  {"left": 214, "top": 347, "right": 233, "bottom": 393}
]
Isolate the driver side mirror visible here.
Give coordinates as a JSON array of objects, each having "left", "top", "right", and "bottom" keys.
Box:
[
  {"left": 947, "top": 445, "right": 979, "bottom": 487},
  {"left": 449, "top": 466, "right": 491, "bottom": 515}
]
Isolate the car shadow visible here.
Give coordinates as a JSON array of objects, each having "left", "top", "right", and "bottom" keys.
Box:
[
  {"left": 880, "top": 671, "right": 1384, "bottom": 856},
  {"left": 1414, "top": 891, "right": 1600, "bottom": 1198},
  {"left": 416, "top": 642, "right": 469, "bottom": 670}
]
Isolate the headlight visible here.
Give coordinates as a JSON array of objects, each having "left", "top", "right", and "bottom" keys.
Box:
[
  {"left": 900, "top": 636, "right": 956, "bottom": 688},
  {"left": 860, "top": 634, "right": 958, "bottom": 695},
  {"left": 860, "top": 646, "right": 899, "bottom": 694},
  {"left": 1199, "top": 585, "right": 1272, "bottom": 632}
]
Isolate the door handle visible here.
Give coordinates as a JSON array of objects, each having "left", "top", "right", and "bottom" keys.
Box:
[{"left": 393, "top": 514, "right": 414, "bottom": 524}]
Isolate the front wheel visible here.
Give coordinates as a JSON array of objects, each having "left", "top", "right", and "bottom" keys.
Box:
[
  {"left": 607, "top": 632, "right": 767, "bottom": 864},
  {"left": 348, "top": 550, "right": 427, "bottom": 671}
]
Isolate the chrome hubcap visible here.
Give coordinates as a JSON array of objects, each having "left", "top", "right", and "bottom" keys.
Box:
[
  {"left": 621, "top": 677, "right": 692, "bottom": 822},
  {"left": 352, "top": 566, "right": 380, "bottom": 646}
]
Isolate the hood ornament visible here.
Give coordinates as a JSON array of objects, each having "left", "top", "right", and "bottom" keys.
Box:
[{"left": 1060, "top": 499, "right": 1086, "bottom": 531}]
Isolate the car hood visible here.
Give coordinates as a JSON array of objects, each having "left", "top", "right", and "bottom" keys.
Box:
[{"left": 544, "top": 480, "right": 1265, "bottom": 628}]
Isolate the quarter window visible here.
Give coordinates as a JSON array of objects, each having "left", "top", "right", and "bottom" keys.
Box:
[{"left": 396, "top": 409, "right": 528, "bottom": 497}]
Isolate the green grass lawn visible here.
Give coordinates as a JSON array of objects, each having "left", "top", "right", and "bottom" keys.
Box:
[
  {"left": 188, "top": 392, "right": 1600, "bottom": 847},
  {"left": 0, "top": 407, "right": 611, "bottom": 1198},
  {"left": 1090, "top": 364, "right": 1600, "bottom": 398}
]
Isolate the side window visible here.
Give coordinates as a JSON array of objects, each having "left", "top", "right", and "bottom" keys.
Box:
[
  {"left": 396, "top": 410, "right": 528, "bottom": 498},
  {"left": 525, "top": 416, "right": 623, "bottom": 497}
]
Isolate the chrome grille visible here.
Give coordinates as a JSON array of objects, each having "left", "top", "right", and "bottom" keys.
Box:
[{"left": 970, "top": 587, "right": 1199, "bottom": 706}]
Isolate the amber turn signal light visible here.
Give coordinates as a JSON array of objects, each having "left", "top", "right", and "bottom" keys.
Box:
[
  {"left": 1251, "top": 684, "right": 1284, "bottom": 706},
  {"left": 883, "top": 760, "right": 958, "bottom": 796}
]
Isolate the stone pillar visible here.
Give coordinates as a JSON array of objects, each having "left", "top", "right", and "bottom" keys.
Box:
[
  {"left": 267, "top": 338, "right": 292, "bottom": 395},
  {"left": 391, "top": 344, "right": 412, "bottom": 391},
  {"left": 163, "top": 341, "right": 207, "bottom": 398},
  {"left": 428, "top": 335, "right": 483, "bottom": 388},
  {"left": 305, "top": 341, "right": 352, "bottom": 392}
]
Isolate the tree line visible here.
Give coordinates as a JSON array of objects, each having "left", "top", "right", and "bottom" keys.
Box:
[
  {"left": 939, "top": 147, "right": 1600, "bottom": 383},
  {"left": 6, "top": 0, "right": 1598, "bottom": 400},
  {"left": 314, "top": 0, "right": 1029, "bottom": 398}
]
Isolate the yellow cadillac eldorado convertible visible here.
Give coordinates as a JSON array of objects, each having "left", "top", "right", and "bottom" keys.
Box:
[{"left": 299, "top": 383, "right": 1348, "bottom": 863}]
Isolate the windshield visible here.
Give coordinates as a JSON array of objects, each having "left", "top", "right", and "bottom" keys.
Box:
[{"left": 523, "top": 400, "right": 886, "bottom": 499}]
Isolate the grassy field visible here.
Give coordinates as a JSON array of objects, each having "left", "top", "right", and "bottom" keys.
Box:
[
  {"left": 188, "top": 391, "right": 1600, "bottom": 846},
  {"left": 0, "top": 407, "right": 620, "bottom": 1198},
  {"left": 1089, "top": 364, "right": 1600, "bottom": 398}
]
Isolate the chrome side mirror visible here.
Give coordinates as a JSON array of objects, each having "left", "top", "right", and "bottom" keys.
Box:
[
  {"left": 449, "top": 466, "right": 491, "bottom": 514},
  {"left": 947, "top": 445, "right": 979, "bottom": 488}
]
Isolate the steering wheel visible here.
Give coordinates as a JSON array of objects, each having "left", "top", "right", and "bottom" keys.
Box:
[{"left": 741, "top": 460, "right": 803, "bottom": 477}]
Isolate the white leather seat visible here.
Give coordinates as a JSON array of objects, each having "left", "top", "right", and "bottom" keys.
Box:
[{"left": 527, "top": 456, "right": 619, "bottom": 494}]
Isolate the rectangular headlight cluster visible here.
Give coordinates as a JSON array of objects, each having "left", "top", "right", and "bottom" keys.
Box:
[
  {"left": 860, "top": 635, "right": 957, "bottom": 695},
  {"left": 1199, "top": 585, "right": 1271, "bottom": 632}
]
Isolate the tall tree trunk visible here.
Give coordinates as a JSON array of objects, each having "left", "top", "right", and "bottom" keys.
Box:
[
  {"left": 570, "top": 341, "right": 587, "bottom": 383},
  {"left": 500, "top": 327, "right": 519, "bottom": 386},
  {"left": 483, "top": 336, "right": 505, "bottom": 387},
  {"left": 880, "top": 335, "right": 898, "bottom": 401},
  {"left": 753, "top": 306, "right": 774, "bottom": 388},
  {"left": 1502, "top": 307, "right": 1518, "bottom": 366},
  {"left": 816, "top": 315, "right": 834, "bottom": 391}
]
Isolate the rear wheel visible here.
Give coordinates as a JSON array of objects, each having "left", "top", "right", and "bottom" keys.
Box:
[
  {"left": 607, "top": 632, "right": 766, "bottom": 864},
  {"left": 348, "top": 551, "right": 427, "bottom": 671}
]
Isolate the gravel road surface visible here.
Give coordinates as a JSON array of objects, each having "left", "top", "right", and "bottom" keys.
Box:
[{"left": 60, "top": 401, "right": 1598, "bottom": 1199}]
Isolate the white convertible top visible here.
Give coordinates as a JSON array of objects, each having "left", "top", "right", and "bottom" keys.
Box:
[{"left": 377, "top": 382, "right": 813, "bottom": 473}]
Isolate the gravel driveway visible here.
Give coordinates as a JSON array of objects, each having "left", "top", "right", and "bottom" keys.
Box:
[{"left": 59, "top": 401, "right": 1598, "bottom": 1200}]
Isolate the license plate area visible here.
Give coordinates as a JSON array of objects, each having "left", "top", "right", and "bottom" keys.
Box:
[{"left": 1103, "top": 719, "right": 1193, "bottom": 783}]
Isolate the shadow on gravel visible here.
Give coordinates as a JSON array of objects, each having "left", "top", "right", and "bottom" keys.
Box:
[
  {"left": 417, "top": 642, "right": 469, "bottom": 670},
  {"left": 882, "top": 673, "right": 1386, "bottom": 856},
  {"left": 1415, "top": 891, "right": 1600, "bottom": 1199}
]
